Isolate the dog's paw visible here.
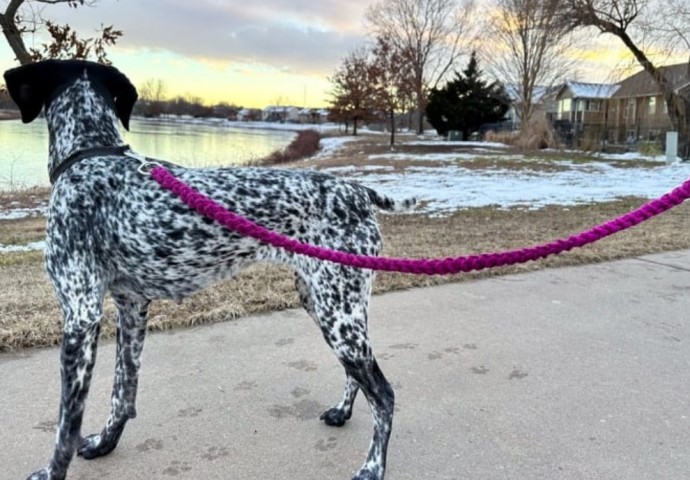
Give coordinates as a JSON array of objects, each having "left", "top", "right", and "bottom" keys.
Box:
[
  {"left": 77, "top": 433, "right": 116, "bottom": 460},
  {"left": 26, "top": 468, "right": 58, "bottom": 480},
  {"left": 319, "top": 406, "right": 351, "bottom": 427}
]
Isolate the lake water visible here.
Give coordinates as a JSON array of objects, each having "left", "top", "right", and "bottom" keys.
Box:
[{"left": 0, "top": 118, "right": 296, "bottom": 190}]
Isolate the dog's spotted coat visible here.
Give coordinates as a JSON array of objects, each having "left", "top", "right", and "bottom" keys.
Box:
[{"left": 4, "top": 60, "right": 415, "bottom": 480}]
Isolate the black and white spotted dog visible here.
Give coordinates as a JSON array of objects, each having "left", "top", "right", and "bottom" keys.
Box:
[{"left": 4, "top": 60, "right": 415, "bottom": 480}]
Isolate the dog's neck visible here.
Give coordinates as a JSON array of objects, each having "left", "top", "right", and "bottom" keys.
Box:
[{"left": 45, "top": 77, "right": 125, "bottom": 175}]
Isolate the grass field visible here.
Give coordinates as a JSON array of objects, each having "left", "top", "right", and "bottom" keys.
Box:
[{"left": 2, "top": 134, "right": 689, "bottom": 351}]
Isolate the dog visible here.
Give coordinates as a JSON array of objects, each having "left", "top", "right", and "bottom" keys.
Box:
[{"left": 4, "top": 59, "right": 416, "bottom": 480}]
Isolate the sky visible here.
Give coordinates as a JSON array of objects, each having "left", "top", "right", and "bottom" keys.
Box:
[
  {"left": 0, "top": 0, "right": 679, "bottom": 109},
  {"left": 0, "top": 0, "right": 374, "bottom": 108}
]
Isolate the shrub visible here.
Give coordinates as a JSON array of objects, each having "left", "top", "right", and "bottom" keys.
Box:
[
  {"left": 638, "top": 141, "right": 662, "bottom": 157},
  {"left": 487, "top": 118, "right": 560, "bottom": 150},
  {"left": 259, "top": 129, "right": 321, "bottom": 166}
]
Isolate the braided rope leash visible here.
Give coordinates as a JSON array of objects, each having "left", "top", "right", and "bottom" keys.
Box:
[{"left": 149, "top": 165, "right": 690, "bottom": 276}]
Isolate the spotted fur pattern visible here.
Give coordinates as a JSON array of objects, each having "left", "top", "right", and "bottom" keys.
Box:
[{"left": 4, "top": 60, "right": 415, "bottom": 480}]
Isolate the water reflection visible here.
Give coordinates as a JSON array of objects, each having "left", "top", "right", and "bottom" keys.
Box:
[{"left": 0, "top": 117, "right": 295, "bottom": 189}]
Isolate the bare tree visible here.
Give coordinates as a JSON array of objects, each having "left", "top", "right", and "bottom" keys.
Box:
[
  {"left": 370, "top": 36, "right": 415, "bottom": 147},
  {"left": 138, "top": 78, "right": 168, "bottom": 117},
  {"left": 653, "top": 0, "right": 690, "bottom": 65},
  {"left": 562, "top": 0, "right": 690, "bottom": 155},
  {"left": 365, "top": 0, "right": 476, "bottom": 134},
  {"left": 487, "top": 0, "right": 574, "bottom": 129},
  {"left": 0, "top": 0, "right": 121, "bottom": 65}
]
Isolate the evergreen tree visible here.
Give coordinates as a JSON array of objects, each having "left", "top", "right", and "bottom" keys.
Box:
[{"left": 426, "top": 52, "right": 510, "bottom": 139}]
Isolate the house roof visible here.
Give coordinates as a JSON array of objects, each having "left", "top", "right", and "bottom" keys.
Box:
[
  {"left": 504, "top": 84, "right": 553, "bottom": 103},
  {"left": 612, "top": 62, "right": 690, "bottom": 98},
  {"left": 559, "top": 81, "right": 619, "bottom": 99}
]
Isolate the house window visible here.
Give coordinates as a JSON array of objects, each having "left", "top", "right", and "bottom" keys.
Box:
[
  {"left": 558, "top": 98, "right": 571, "bottom": 120},
  {"left": 648, "top": 97, "right": 656, "bottom": 115},
  {"left": 624, "top": 98, "right": 636, "bottom": 121},
  {"left": 587, "top": 100, "right": 601, "bottom": 112}
]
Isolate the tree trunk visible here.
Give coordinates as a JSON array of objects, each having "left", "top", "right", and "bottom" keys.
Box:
[
  {"left": 353, "top": 117, "right": 359, "bottom": 136},
  {"left": 599, "top": 22, "right": 688, "bottom": 150},
  {"left": 389, "top": 109, "right": 395, "bottom": 148},
  {"left": 415, "top": 73, "right": 425, "bottom": 135},
  {"left": 0, "top": 0, "right": 33, "bottom": 65}
]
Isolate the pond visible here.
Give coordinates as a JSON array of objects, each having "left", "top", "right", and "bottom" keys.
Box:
[{"left": 0, "top": 117, "right": 297, "bottom": 190}]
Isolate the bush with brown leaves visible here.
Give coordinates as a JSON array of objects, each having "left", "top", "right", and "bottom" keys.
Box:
[{"left": 259, "top": 129, "right": 321, "bottom": 166}]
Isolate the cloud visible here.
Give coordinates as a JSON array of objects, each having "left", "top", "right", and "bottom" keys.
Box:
[{"left": 45, "top": 0, "right": 373, "bottom": 75}]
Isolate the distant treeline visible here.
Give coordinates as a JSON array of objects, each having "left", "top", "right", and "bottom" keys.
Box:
[
  {"left": 134, "top": 96, "right": 251, "bottom": 119},
  {"left": 0, "top": 86, "right": 253, "bottom": 120}
]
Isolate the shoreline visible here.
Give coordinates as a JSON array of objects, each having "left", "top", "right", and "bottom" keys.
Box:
[
  {"left": 0, "top": 109, "right": 20, "bottom": 121},
  {"left": 133, "top": 114, "right": 342, "bottom": 134},
  {"left": 0, "top": 108, "right": 337, "bottom": 132}
]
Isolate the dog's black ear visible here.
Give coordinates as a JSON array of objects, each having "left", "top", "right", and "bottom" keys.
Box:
[
  {"left": 98, "top": 64, "right": 138, "bottom": 131},
  {"left": 3, "top": 62, "right": 51, "bottom": 124}
]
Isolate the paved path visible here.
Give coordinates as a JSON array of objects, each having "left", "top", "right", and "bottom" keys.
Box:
[{"left": 2, "top": 251, "right": 689, "bottom": 479}]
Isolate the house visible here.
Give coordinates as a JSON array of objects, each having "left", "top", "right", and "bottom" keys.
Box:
[
  {"left": 262, "top": 105, "right": 300, "bottom": 123},
  {"left": 555, "top": 81, "right": 619, "bottom": 127},
  {"left": 237, "top": 108, "right": 262, "bottom": 122},
  {"left": 504, "top": 84, "right": 559, "bottom": 129},
  {"left": 607, "top": 62, "right": 690, "bottom": 144},
  {"left": 552, "top": 81, "right": 619, "bottom": 147},
  {"left": 298, "top": 108, "right": 330, "bottom": 124}
]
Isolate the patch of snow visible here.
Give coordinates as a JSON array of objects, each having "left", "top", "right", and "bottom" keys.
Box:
[
  {"left": 316, "top": 137, "right": 356, "bottom": 158},
  {"left": 369, "top": 152, "right": 468, "bottom": 162},
  {"left": 0, "top": 206, "right": 48, "bottom": 220},
  {"left": 0, "top": 240, "right": 45, "bottom": 253},
  {"left": 406, "top": 140, "right": 509, "bottom": 149},
  {"left": 323, "top": 161, "right": 690, "bottom": 215},
  {"left": 596, "top": 151, "right": 679, "bottom": 163}
]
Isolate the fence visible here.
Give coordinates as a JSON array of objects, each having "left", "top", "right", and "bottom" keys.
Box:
[{"left": 548, "top": 121, "right": 689, "bottom": 158}]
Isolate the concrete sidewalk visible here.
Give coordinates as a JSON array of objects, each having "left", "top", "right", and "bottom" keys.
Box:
[{"left": 1, "top": 251, "right": 689, "bottom": 480}]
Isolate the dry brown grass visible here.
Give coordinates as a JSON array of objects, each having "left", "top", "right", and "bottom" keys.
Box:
[
  {"left": 2, "top": 135, "right": 689, "bottom": 351},
  {"left": 486, "top": 118, "right": 560, "bottom": 150},
  {"left": 0, "top": 217, "right": 45, "bottom": 245}
]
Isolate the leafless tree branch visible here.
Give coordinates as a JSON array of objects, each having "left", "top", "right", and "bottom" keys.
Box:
[{"left": 365, "top": 0, "right": 477, "bottom": 134}]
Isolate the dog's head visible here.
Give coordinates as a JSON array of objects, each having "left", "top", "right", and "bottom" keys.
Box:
[{"left": 3, "top": 60, "right": 138, "bottom": 130}]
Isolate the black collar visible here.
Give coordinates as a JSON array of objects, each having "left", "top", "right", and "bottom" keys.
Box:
[{"left": 50, "top": 145, "right": 130, "bottom": 185}]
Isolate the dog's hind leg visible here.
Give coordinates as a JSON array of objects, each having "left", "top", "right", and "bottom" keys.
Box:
[
  {"left": 78, "top": 293, "right": 150, "bottom": 460},
  {"left": 296, "top": 273, "right": 360, "bottom": 427},
  {"left": 300, "top": 265, "right": 394, "bottom": 480},
  {"left": 27, "top": 268, "right": 106, "bottom": 480}
]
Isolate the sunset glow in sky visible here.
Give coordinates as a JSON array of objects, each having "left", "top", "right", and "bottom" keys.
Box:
[{"left": 0, "top": 0, "right": 673, "bottom": 109}]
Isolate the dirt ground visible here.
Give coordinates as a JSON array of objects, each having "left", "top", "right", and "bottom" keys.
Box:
[{"left": 2, "top": 134, "right": 689, "bottom": 351}]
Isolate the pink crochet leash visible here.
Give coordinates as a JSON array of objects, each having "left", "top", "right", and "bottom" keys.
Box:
[{"left": 149, "top": 165, "right": 690, "bottom": 276}]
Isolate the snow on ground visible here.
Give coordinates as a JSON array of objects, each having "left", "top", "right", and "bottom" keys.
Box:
[
  {"left": 0, "top": 205, "right": 48, "bottom": 220},
  {"left": 406, "top": 140, "right": 509, "bottom": 149},
  {"left": 0, "top": 240, "right": 45, "bottom": 254},
  {"left": 315, "top": 136, "right": 358, "bottom": 158},
  {"left": 327, "top": 161, "right": 690, "bottom": 215},
  {"left": 317, "top": 140, "right": 690, "bottom": 215}
]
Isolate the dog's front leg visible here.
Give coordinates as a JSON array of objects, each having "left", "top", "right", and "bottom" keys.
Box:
[
  {"left": 78, "top": 293, "right": 150, "bottom": 459},
  {"left": 27, "top": 282, "right": 105, "bottom": 480}
]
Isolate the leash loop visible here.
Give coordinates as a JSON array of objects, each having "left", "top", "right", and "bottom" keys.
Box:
[
  {"left": 125, "top": 149, "right": 163, "bottom": 175},
  {"left": 147, "top": 165, "right": 690, "bottom": 276}
]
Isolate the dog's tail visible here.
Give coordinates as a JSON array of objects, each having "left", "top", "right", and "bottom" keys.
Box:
[{"left": 365, "top": 187, "right": 417, "bottom": 212}]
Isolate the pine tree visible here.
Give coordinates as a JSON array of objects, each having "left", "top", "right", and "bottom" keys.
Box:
[{"left": 426, "top": 52, "right": 510, "bottom": 139}]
